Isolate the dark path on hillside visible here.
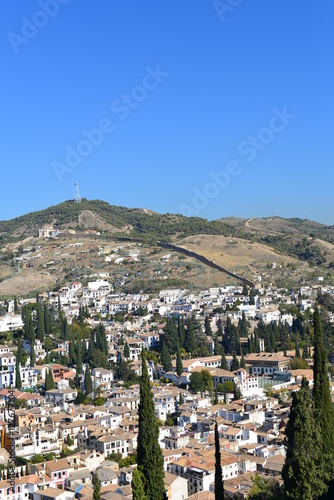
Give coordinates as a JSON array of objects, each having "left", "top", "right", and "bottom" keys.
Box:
[{"left": 63, "top": 232, "right": 254, "bottom": 287}]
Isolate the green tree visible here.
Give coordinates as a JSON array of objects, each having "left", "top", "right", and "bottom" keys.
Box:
[
  {"left": 176, "top": 343, "right": 183, "bottom": 377},
  {"left": 220, "top": 350, "right": 228, "bottom": 370},
  {"left": 205, "top": 316, "right": 212, "bottom": 336},
  {"left": 185, "top": 318, "right": 196, "bottom": 354},
  {"left": 35, "top": 306, "right": 44, "bottom": 342},
  {"left": 214, "top": 421, "right": 224, "bottom": 500},
  {"left": 240, "top": 351, "right": 246, "bottom": 369},
  {"left": 45, "top": 369, "right": 55, "bottom": 391},
  {"left": 132, "top": 468, "right": 148, "bottom": 500},
  {"left": 137, "top": 349, "right": 165, "bottom": 500},
  {"left": 124, "top": 341, "right": 130, "bottom": 359},
  {"left": 66, "top": 434, "right": 74, "bottom": 447},
  {"left": 248, "top": 473, "right": 283, "bottom": 499},
  {"left": 312, "top": 305, "right": 334, "bottom": 479},
  {"left": 161, "top": 342, "right": 172, "bottom": 372},
  {"left": 295, "top": 340, "right": 300, "bottom": 358},
  {"left": 177, "top": 316, "right": 185, "bottom": 348},
  {"left": 14, "top": 296, "right": 19, "bottom": 314},
  {"left": 282, "top": 378, "right": 327, "bottom": 499},
  {"left": 84, "top": 365, "right": 93, "bottom": 396},
  {"left": 17, "top": 336, "right": 24, "bottom": 364},
  {"left": 15, "top": 357, "right": 22, "bottom": 390},
  {"left": 93, "top": 471, "right": 101, "bottom": 500},
  {"left": 190, "top": 371, "right": 205, "bottom": 394},
  {"left": 30, "top": 341, "right": 36, "bottom": 367},
  {"left": 231, "top": 351, "right": 240, "bottom": 371}
]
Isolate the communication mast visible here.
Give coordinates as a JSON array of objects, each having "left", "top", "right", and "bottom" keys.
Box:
[{"left": 75, "top": 182, "right": 81, "bottom": 203}]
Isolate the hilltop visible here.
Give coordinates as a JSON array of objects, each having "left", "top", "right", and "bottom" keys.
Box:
[{"left": 0, "top": 200, "right": 333, "bottom": 296}]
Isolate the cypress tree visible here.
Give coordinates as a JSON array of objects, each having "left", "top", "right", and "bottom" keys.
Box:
[
  {"left": 231, "top": 351, "right": 240, "bottom": 371},
  {"left": 15, "top": 357, "right": 22, "bottom": 390},
  {"left": 240, "top": 351, "right": 246, "bottom": 369},
  {"left": 14, "top": 296, "right": 19, "bottom": 314},
  {"left": 282, "top": 378, "right": 327, "bottom": 499},
  {"left": 214, "top": 335, "right": 220, "bottom": 356},
  {"left": 205, "top": 316, "right": 212, "bottom": 336},
  {"left": 312, "top": 305, "right": 334, "bottom": 475},
  {"left": 76, "top": 338, "right": 82, "bottom": 373},
  {"left": 17, "top": 336, "right": 23, "bottom": 364},
  {"left": 220, "top": 350, "right": 228, "bottom": 370},
  {"left": 214, "top": 421, "right": 224, "bottom": 500},
  {"left": 124, "top": 341, "right": 130, "bottom": 359},
  {"left": 84, "top": 365, "right": 93, "bottom": 395},
  {"left": 295, "top": 340, "right": 300, "bottom": 358},
  {"left": 25, "top": 313, "right": 35, "bottom": 343},
  {"left": 177, "top": 316, "right": 185, "bottom": 348},
  {"left": 93, "top": 472, "right": 101, "bottom": 500},
  {"left": 185, "top": 319, "right": 196, "bottom": 354},
  {"left": 137, "top": 348, "right": 165, "bottom": 499},
  {"left": 36, "top": 306, "right": 44, "bottom": 342},
  {"left": 30, "top": 340, "right": 36, "bottom": 367},
  {"left": 46, "top": 369, "right": 55, "bottom": 391},
  {"left": 69, "top": 338, "right": 76, "bottom": 366},
  {"left": 161, "top": 343, "right": 172, "bottom": 372},
  {"left": 176, "top": 343, "right": 183, "bottom": 377},
  {"left": 132, "top": 468, "right": 148, "bottom": 500}
]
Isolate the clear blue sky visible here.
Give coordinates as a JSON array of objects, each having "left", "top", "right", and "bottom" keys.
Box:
[{"left": 1, "top": 1, "right": 333, "bottom": 223}]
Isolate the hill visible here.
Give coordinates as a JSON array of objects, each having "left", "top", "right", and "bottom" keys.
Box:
[
  {"left": 0, "top": 201, "right": 333, "bottom": 296},
  {"left": 0, "top": 199, "right": 234, "bottom": 244},
  {"left": 220, "top": 216, "right": 334, "bottom": 268}
]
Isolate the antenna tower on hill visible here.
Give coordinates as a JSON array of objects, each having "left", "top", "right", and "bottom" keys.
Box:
[{"left": 75, "top": 182, "right": 81, "bottom": 203}]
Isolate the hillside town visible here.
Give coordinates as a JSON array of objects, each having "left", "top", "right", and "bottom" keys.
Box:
[{"left": 0, "top": 272, "right": 333, "bottom": 500}]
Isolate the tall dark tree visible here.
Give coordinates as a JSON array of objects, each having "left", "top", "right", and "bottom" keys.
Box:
[
  {"left": 177, "top": 316, "right": 185, "bottom": 348},
  {"left": 69, "top": 338, "right": 76, "bottom": 366},
  {"left": 45, "top": 369, "right": 55, "bottom": 391},
  {"left": 93, "top": 471, "right": 101, "bottom": 500},
  {"left": 220, "top": 350, "right": 228, "bottom": 370},
  {"left": 14, "top": 296, "right": 19, "bottom": 314},
  {"left": 35, "top": 306, "right": 44, "bottom": 342},
  {"left": 240, "top": 350, "right": 246, "bottom": 369},
  {"left": 205, "top": 316, "right": 212, "bottom": 337},
  {"left": 214, "top": 334, "right": 220, "bottom": 356},
  {"left": 132, "top": 468, "right": 148, "bottom": 500},
  {"left": 231, "top": 351, "right": 240, "bottom": 371},
  {"left": 240, "top": 311, "right": 248, "bottom": 337},
  {"left": 30, "top": 340, "right": 36, "bottom": 367},
  {"left": 44, "top": 305, "right": 53, "bottom": 335},
  {"left": 176, "top": 343, "right": 183, "bottom": 377},
  {"left": 312, "top": 305, "right": 334, "bottom": 477},
  {"left": 17, "top": 336, "right": 23, "bottom": 364},
  {"left": 137, "top": 349, "right": 165, "bottom": 500},
  {"left": 214, "top": 421, "right": 224, "bottom": 500},
  {"left": 61, "top": 317, "right": 70, "bottom": 341},
  {"left": 295, "top": 340, "right": 300, "bottom": 358},
  {"left": 185, "top": 319, "right": 196, "bottom": 354},
  {"left": 25, "top": 312, "right": 35, "bottom": 343},
  {"left": 124, "top": 341, "right": 130, "bottom": 359},
  {"left": 84, "top": 365, "right": 93, "bottom": 395},
  {"left": 282, "top": 378, "right": 327, "bottom": 499},
  {"left": 163, "top": 317, "right": 178, "bottom": 354},
  {"left": 161, "top": 342, "right": 172, "bottom": 372},
  {"left": 15, "top": 357, "right": 22, "bottom": 390}
]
